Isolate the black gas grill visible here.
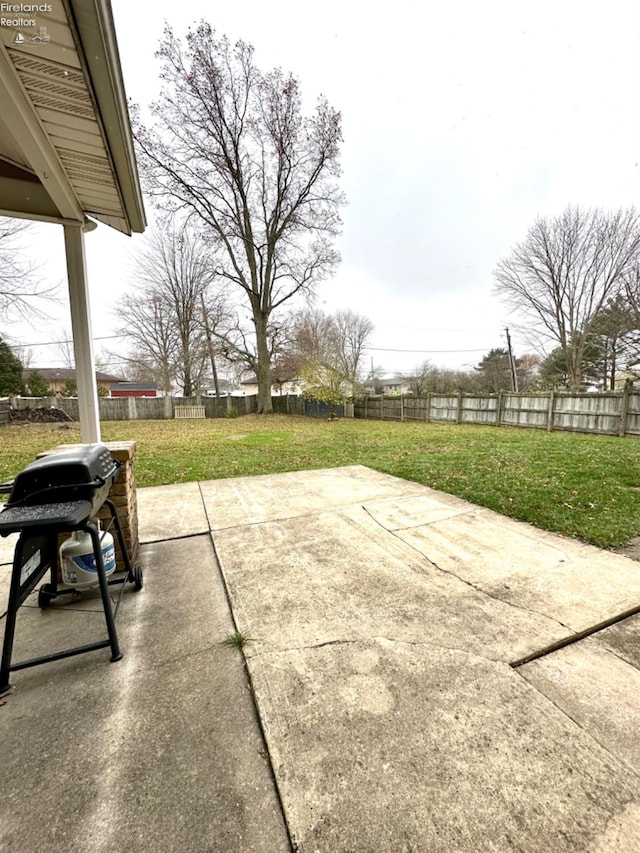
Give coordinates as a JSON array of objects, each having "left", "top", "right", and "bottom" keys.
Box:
[
  {"left": 3, "top": 444, "right": 119, "bottom": 520},
  {"left": 0, "top": 444, "right": 143, "bottom": 694}
]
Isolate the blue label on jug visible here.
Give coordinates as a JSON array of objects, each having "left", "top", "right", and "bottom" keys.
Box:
[{"left": 73, "top": 546, "right": 116, "bottom": 574}]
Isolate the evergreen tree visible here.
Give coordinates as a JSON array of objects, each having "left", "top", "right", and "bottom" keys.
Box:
[
  {"left": 475, "top": 348, "right": 512, "bottom": 392},
  {"left": 25, "top": 371, "right": 51, "bottom": 396},
  {"left": 0, "top": 339, "right": 23, "bottom": 395}
]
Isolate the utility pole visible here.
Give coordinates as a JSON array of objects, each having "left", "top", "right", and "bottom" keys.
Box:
[{"left": 505, "top": 327, "right": 519, "bottom": 392}]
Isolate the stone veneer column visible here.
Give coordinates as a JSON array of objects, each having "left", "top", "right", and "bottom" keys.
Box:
[{"left": 96, "top": 441, "right": 138, "bottom": 573}]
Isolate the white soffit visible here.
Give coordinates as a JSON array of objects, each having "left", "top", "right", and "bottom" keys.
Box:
[{"left": 0, "top": 0, "right": 145, "bottom": 234}]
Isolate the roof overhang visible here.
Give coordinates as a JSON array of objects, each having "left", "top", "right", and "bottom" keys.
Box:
[{"left": 0, "top": 0, "right": 145, "bottom": 234}]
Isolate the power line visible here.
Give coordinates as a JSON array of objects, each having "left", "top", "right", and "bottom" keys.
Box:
[
  {"left": 13, "top": 334, "right": 125, "bottom": 348},
  {"left": 373, "top": 324, "right": 503, "bottom": 333},
  {"left": 367, "top": 346, "right": 493, "bottom": 354}
]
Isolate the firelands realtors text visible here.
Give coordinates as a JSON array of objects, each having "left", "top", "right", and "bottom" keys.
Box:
[{"left": 0, "top": 3, "right": 51, "bottom": 27}]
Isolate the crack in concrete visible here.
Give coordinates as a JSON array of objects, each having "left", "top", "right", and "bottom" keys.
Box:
[
  {"left": 132, "top": 639, "right": 238, "bottom": 673},
  {"left": 367, "top": 501, "right": 576, "bottom": 557},
  {"left": 361, "top": 504, "right": 574, "bottom": 633},
  {"left": 245, "top": 635, "right": 504, "bottom": 664}
]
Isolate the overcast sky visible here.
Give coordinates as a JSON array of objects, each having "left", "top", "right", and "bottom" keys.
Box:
[{"left": 9, "top": 0, "right": 640, "bottom": 376}]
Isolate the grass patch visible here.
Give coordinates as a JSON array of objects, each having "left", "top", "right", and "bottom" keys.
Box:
[
  {"left": 223, "top": 630, "right": 250, "bottom": 650},
  {"left": 3, "top": 415, "right": 640, "bottom": 549}
]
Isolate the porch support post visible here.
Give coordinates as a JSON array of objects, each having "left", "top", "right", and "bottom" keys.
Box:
[{"left": 63, "top": 222, "right": 101, "bottom": 444}]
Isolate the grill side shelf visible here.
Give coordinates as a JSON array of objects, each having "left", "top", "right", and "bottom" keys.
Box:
[{"left": 0, "top": 500, "right": 93, "bottom": 533}]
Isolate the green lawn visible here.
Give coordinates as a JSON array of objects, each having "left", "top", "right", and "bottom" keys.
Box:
[{"left": 2, "top": 414, "right": 640, "bottom": 549}]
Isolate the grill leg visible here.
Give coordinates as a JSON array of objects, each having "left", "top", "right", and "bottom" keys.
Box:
[
  {"left": 1, "top": 534, "right": 53, "bottom": 692},
  {"left": 0, "top": 539, "right": 23, "bottom": 693},
  {"left": 86, "top": 523, "right": 122, "bottom": 663}
]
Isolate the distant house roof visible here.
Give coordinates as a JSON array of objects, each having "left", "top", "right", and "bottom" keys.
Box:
[{"left": 23, "top": 368, "right": 125, "bottom": 383}]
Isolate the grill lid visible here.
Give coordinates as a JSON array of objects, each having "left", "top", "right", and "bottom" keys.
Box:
[{"left": 6, "top": 444, "right": 119, "bottom": 508}]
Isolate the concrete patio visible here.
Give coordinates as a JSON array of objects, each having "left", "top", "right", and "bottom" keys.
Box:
[{"left": 2, "top": 465, "right": 640, "bottom": 851}]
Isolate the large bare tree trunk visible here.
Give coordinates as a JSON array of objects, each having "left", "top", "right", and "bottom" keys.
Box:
[{"left": 254, "top": 312, "right": 273, "bottom": 414}]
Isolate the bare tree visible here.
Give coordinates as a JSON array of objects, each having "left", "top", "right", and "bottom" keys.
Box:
[
  {"left": 116, "top": 293, "right": 176, "bottom": 393},
  {"left": 213, "top": 309, "right": 289, "bottom": 389},
  {"left": 0, "top": 218, "right": 58, "bottom": 324},
  {"left": 331, "top": 309, "right": 375, "bottom": 393},
  {"left": 133, "top": 24, "right": 345, "bottom": 413},
  {"left": 118, "top": 221, "right": 225, "bottom": 395},
  {"left": 516, "top": 353, "right": 542, "bottom": 391},
  {"left": 289, "top": 307, "right": 373, "bottom": 393},
  {"left": 403, "top": 360, "right": 433, "bottom": 396},
  {"left": 54, "top": 327, "right": 75, "bottom": 369},
  {"left": 494, "top": 206, "right": 640, "bottom": 389},
  {"left": 291, "top": 306, "right": 337, "bottom": 366}
]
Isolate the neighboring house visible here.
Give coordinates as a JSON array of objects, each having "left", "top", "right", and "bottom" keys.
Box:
[
  {"left": 110, "top": 382, "right": 158, "bottom": 398},
  {"left": 204, "top": 379, "right": 235, "bottom": 397},
  {"left": 240, "top": 377, "right": 302, "bottom": 396},
  {"left": 612, "top": 367, "right": 640, "bottom": 390},
  {"left": 379, "top": 375, "right": 412, "bottom": 395},
  {"left": 22, "top": 368, "right": 125, "bottom": 396}
]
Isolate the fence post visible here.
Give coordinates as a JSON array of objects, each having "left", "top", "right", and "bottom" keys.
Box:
[
  {"left": 547, "top": 390, "right": 555, "bottom": 432},
  {"left": 400, "top": 395, "right": 405, "bottom": 422},
  {"left": 380, "top": 396, "right": 384, "bottom": 420},
  {"left": 456, "top": 391, "right": 463, "bottom": 424},
  {"left": 365, "top": 395, "right": 368, "bottom": 420},
  {"left": 496, "top": 392, "right": 502, "bottom": 427},
  {"left": 426, "top": 393, "right": 431, "bottom": 423},
  {"left": 619, "top": 381, "right": 631, "bottom": 437}
]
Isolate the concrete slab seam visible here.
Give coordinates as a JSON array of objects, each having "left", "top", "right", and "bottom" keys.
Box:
[
  {"left": 361, "top": 503, "right": 576, "bottom": 634},
  {"left": 197, "top": 482, "right": 296, "bottom": 853},
  {"left": 598, "top": 641, "right": 640, "bottom": 672},
  {"left": 139, "top": 531, "right": 211, "bottom": 545},
  {"left": 510, "top": 602, "right": 640, "bottom": 669},
  {"left": 516, "top": 665, "right": 640, "bottom": 783}
]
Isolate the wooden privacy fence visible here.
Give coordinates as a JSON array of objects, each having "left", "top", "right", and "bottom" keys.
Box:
[
  {"left": 354, "top": 387, "right": 640, "bottom": 438},
  {"left": 7, "top": 394, "right": 258, "bottom": 421},
  {"left": 3, "top": 393, "right": 356, "bottom": 423},
  {"left": 7, "top": 390, "right": 639, "bottom": 437},
  {"left": 3, "top": 394, "right": 352, "bottom": 422}
]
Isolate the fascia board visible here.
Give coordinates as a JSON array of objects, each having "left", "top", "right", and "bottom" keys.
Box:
[{"left": 68, "top": 0, "right": 146, "bottom": 234}]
